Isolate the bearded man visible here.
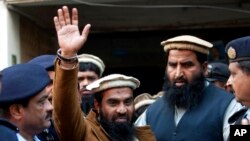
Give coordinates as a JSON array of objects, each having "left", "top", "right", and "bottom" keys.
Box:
[
  {"left": 135, "top": 35, "right": 243, "bottom": 141},
  {"left": 52, "top": 6, "right": 156, "bottom": 141}
]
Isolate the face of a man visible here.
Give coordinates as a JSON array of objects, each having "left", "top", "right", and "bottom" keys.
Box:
[
  {"left": 228, "top": 62, "right": 250, "bottom": 106},
  {"left": 97, "top": 87, "right": 135, "bottom": 141},
  {"left": 21, "top": 86, "right": 53, "bottom": 134},
  {"left": 164, "top": 50, "right": 206, "bottom": 109},
  {"left": 167, "top": 50, "right": 204, "bottom": 86},
  {"left": 98, "top": 87, "right": 134, "bottom": 123},
  {"left": 78, "top": 71, "right": 99, "bottom": 96}
]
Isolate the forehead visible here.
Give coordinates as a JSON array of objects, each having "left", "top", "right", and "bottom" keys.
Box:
[
  {"left": 77, "top": 71, "right": 99, "bottom": 77},
  {"left": 30, "top": 86, "right": 50, "bottom": 101},
  {"left": 102, "top": 87, "right": 133, "bottom": 100},
  {"left": 168, "top": 50, "right": 198, "bottom": 62},
  {"left": 228, "top": 62, "right": 240, "bottom": 72}
]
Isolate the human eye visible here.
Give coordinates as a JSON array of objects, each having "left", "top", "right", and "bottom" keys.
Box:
[
  {"left": 124, "top": 98, "right": 133, "bottom": 106},
  {"left": 38, "top": 99, "right": 46, "bottom": 106},
  {"left": 107, "top": 99, "right": 117, "bottom": 106},
  {"left": 78, "top": 77, "right": 83, "bottom": 82},
  {"left": 38, "top": 96, "right": 49, "bottom": 106},
  {"left": 168, "top": 62, "right": 176, "bottom": 68},
  {"left": 183, "top": 62, "right": 194, "bottom": 68}
]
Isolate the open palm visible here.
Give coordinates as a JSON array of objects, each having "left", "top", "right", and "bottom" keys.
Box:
[{"left": 54, "top": 6, "right": 90, "bottom": 56}]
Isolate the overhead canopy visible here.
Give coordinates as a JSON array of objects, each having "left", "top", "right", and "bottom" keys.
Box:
[{"left": 5, "top": 0, "right": 250, "bottom": 33}]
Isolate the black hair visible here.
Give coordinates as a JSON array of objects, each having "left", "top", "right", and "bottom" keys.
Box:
[
  {"left": 237, "top": 60, "right": 250, "bottom": 75},
  {"left": 94, "top": 91, "right": 103, "bottom": 103},
  {"left": 195, "top": 51, "right": 208, "bottom": 65},
  {"left": 0, "top": 97, "right": 32, "bottom": 119},
  {"left": 79, "top": 62, "right": 101, "bottom": 77}
]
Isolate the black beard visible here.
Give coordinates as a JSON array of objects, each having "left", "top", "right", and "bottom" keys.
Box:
[
  {"left": 80, "top": 94, "right": 94, "bottom": 114},
  {"left": 163, "top": 71, "right": 205, "bottom": 109},
  {"left": 99, "top": 110, "right": 136, "bottom": 141}
]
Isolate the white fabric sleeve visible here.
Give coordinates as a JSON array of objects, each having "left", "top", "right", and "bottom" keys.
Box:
[
  {"left": 223, "top": 98, "right": 243, "bottom": 141},
  {"left": 134, "top": 109, "right": 147, "bottom": 126}
]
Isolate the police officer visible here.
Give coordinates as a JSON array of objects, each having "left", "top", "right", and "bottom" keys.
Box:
[
  {"left": 225, "top": 36, "right": 250, "bottom": 125},
  {"left": 0, "top": 71, "right": 19, "bottom": 141},
  {"left": 28, "top": 55, "right": 60, "bottom": 141},
  {"left": 206, "top": 62, "right": 230, "bottom": 91},
  {"left": 0, "top": 64, "right": 52, "bottom": 141}
]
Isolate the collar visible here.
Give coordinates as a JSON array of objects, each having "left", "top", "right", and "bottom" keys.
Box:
[{"left": 0, "top": 118, "right": 18, "bottom": 131}]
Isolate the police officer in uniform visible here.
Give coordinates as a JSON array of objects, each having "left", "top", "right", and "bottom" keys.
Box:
[
  {"left": 28, "top": 55, "right": 60, "bottom": 141},
  {"left": 225, "top": 36, "right": 250, "bottom": 125},
  {"left": 0, "top": 64, "right": 52, "bottom": 141}
]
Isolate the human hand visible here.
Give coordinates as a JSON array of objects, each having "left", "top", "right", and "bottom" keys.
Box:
[{"left": 53, "top": 6, "right": 91, "bottom": 58}]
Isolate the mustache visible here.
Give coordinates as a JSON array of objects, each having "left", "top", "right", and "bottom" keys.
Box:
[
  {"left": 112, "top": 114, "right": 129, "bottom": 121},
  {"left": 45, "top": 111, "right": 53, "bottom": 120},
  {"left": 80, "top": 86, "right": 87, "bottom": 91},
  {"left": 172, "top": 77, "right": 188, "bottom": 86}
]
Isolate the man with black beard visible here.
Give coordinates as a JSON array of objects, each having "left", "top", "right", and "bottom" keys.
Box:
[
  {"left": 135, "top": 35, "right": 243, "bottom": 141},
  {"left": 163, "top": 69, "right": 205, "bottom": 110},
  {"left": 86, "top": 74, "right": 154, "bottom": 141},
  {"left": 77, "top": 53, "right": 105, "bottom": 114},
  {"left": 52, "top": 6, "right": 156, "bottom": 141}
]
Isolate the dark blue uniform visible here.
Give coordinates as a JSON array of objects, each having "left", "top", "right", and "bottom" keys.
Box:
[{"left": 0, "top": 118, "right": 18, "bottom": 141}]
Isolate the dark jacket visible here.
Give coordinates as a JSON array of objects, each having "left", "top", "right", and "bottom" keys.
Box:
[
  {"left": 0, "top": 118, "right": 18, "bottom": 141},
  {"left": 37, "top": 120, "right": 60, "bottom": 141}
]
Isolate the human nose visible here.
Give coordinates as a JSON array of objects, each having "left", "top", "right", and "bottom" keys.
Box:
[
  {"left": 117, "top": 104, "right": 127, "bottom": 114},
  {"left": 175, "top": 66, "right": 184, "bottom": 79},
  {"left": 80, "top": 79, "right": 90, "bottom": 86},
  {"left": 227, "top": 76, "right": 232, "bottom": 86},
  {"left": 46, "top": 100, "right": 53, "bottom": 111}
]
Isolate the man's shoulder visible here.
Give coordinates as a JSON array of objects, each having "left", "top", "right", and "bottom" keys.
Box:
[
  {"left": 206, "top": 84, "right": 234, "bottom": 98},
  {"left": 0, "top": 118, "right": 18, "bottom": 131}
]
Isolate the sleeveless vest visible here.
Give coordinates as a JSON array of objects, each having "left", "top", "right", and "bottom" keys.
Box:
[{"left": 146, "top": 84, "right": 234, "bottom": 141}]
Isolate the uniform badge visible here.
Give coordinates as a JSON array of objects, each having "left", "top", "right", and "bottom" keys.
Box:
[{"left": 227, "top": 47, "right": 236, "bottom": 60}]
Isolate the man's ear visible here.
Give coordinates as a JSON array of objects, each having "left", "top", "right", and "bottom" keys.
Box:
[
  {"left": 94, "top": 99, "right": 100, "bottom": 113},
  {"left": 202, "top": 61, "right": 208, "bottom": 76},
  {"left": 9, "top": 104, "right": 23, "bottom": 121}
]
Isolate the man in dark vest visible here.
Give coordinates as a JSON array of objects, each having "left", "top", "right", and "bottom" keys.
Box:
[
  {"left": 225, "top": 36, "right": 250, "bottom": 125},
  {"left": 135, "top": 35, "right": 243, "bottom": 141}
]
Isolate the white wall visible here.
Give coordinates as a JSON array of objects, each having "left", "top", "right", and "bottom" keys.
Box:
[{"left": 0, "top": 0, "right": 20, "bottom": 70}]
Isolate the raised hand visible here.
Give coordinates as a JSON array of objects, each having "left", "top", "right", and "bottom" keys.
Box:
[{"left": 54, "top": 6, "right": 91, "bottom": 57}]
